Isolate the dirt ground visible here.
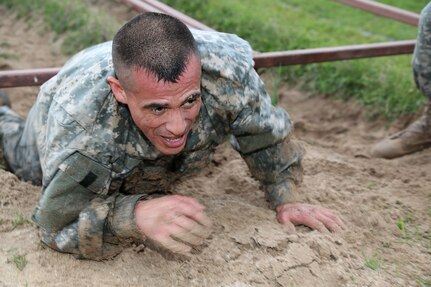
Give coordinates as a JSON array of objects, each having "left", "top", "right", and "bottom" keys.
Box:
[{"left": 0, "top": 2, "right": 430, "bottom": 287}]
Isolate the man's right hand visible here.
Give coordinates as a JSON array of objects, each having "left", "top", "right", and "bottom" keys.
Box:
[{"left": 134, "top": 195, "right": 212, "bottom": 254}]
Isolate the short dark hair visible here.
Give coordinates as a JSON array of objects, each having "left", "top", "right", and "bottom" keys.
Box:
[{"left": 112, "top": 12, "right": 199, "bottom": 84}]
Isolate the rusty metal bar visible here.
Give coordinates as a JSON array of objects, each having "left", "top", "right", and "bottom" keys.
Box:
[
  {"left": 119, "top": 0, "right": 164, "bottom": 14},
  {"left": 0, "top": 0, "right": 417, "bottom": 88},
  {"left": 0, "top": 40, "right": 416, "bottom": 88},
  {"left": 335, "top": 0, "right": 420, "bottom": 26},
  {"left": 253, "top": 39, "right": 415, "bottom": 68},
  {"left": 141, "top": 0, "right": 215, "bottom": 31},
  {"left": 0, "top": 68, "right": 60, "bottom": 88},
  {"left": 119, "top": 0, "right": 215, "bottom": 31}
]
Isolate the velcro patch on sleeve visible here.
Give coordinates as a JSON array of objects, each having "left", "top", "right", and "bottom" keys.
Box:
[{"left": 59, "top": 152, "right": 111, "bottom": 195}]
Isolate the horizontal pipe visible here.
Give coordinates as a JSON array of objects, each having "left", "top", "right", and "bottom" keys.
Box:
[
  {"left": 0, "top": 40, "right": 416, "bottom": 88},
  {"left": 119, "top": 0, "right": 215, "bottom": 31},
  {"left": 119, "top": 0, "right": 164, "bottom": 14},
  {"left": 0, "top": 68, "right": 60, "bottom": 88},
  {"left": 335, "top": 0, "right": 419, "bottom": 26},
  {"left": 142, "top": 0, "right": 215, "bottom": 31},
  {"left": 253, "top": 39, "right": 415, "bottom": 68}
]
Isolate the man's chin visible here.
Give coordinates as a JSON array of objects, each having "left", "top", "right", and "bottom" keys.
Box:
[{"left": 157, "top": 145, "right": 185, "bottom": 155}]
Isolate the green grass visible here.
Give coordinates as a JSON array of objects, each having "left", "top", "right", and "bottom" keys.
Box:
[
  {"left": 396, "top": 214, "right": 431, "bottom": 251},
  {"left": 161, "top": 0, "right": 429, "bottom": 119},
  {"left": 363, "top": 253, "right": 382, "bottom": 271},
  {"left": 397, "top": 217, "right": 408, "bottom": 237},
  {"left": 377, "top": 0, "right": 428, "bottom": 13},
  {"left": 12, "top": 212, "right": 31, "bottom": 229},
  {"left": 367, "top": 181, "right": 378, "bottom": 190},
  {"left": 1, "top": 0, "right": 428, "bottom": 119},
  {"left": 8, "top": 254, "right": 27, "bottom": 271},
  {"left": 0, "top": 41, "right": 11, "bottom": 48},
  {"left": 0, "top": 52, "right": 16, "bottom": 60},
  {"left": 417, "top": 276, "right": 431, "bottom": 287},
  {"left": 0, "top": 0, "right": 120, "bottom": 55}
]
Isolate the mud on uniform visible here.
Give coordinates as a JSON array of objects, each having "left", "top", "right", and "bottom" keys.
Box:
[{"left": 0, "top": 30, "right": 303, "bottom": 260}]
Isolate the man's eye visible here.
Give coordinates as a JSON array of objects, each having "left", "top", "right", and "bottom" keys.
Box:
[
  {"left": 152, "top": 106, "right": 165, "bottom": 114},
  {"left": 184, "top": 95, "right": 200, "bottom": 107}
]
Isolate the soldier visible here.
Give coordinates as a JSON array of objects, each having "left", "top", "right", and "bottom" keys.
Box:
[
  {"left": 371, "top": 3, "right": 431, "bottom": 158},
  {"left": 0, "top": 12, "right": 344, "bottom": 260}
]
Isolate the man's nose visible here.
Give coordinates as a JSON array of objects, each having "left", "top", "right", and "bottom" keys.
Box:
[{"left": 165, "top": 109, "right": 187, "bottom": 136}]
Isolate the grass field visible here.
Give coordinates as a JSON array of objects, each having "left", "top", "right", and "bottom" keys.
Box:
[
  {"left": 0, "top": 0, "right": 429, "bottom": 119},
  {"left": 0, "top": 0, "right": 120, "bottom": 54},
  {"left": 162, "top": 0, "right": 429, "bottom": 119}
]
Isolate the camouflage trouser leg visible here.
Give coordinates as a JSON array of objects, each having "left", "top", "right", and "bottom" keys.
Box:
[
  {"left": 413, "top": 2, "right": 431, "bottom": 103},
  {"left": 0, "top": 106, "right": 42, "bottom": 185}
]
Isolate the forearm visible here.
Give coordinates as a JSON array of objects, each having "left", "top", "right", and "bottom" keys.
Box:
[
  {"left": 36, "top": 192, "right": 146, "bottom": 260},
  {"left": 33, "top": 152, "right": 148, "bottom": 260},
  {"left": 241, "top": 138, "right": 304, "bottom": 208},
  {"left": 216, "top": 57, "right": 304, "bottom": 208}
]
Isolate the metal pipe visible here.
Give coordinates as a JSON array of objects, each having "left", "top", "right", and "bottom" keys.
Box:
[
  {"left": 0, "top": 0, "right": 417, "bottom": 87},
  {"left": 335, "top": 0, "right": 419, "bottom": 26},
  {"left": 141, "top": 0, "right": 215, "bottom": 31},
  {"left": 0, "top": 68, "right": 60, "bottom": 88},
  {"left": 118, "top": 0, "right": 164, "bottom": 14},
  {"left": 119, "top": 0, "right": 215, "bottom": 31},
  {"left": 253, "top": 39, "right": 415, "bottom": 68},
  {"left": 0, "top": 40, "right": 415, "bottom": 88}
]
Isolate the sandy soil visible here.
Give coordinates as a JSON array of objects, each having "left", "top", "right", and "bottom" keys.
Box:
[{"left": 0, "top": 2, "right": 430, "bottom": 287}]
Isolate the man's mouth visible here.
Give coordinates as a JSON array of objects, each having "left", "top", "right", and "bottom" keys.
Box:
[
  {"left": 165, "top": 137, "right": 182, "bottom": 143},
  {"left": 161, "top": 134, "right": 186, "bottom": 148}
]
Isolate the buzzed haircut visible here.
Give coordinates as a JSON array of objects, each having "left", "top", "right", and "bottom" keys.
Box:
[{"left": 112, "top": 12, "right": 199, "bottom": 84}]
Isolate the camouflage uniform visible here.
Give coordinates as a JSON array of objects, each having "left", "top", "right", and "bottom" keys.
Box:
[
  {"left": 413, "top": 2, "right": 431, "bottom": 101},
  {"left": 0, "top": 30, "right": 303, "bottom": 260}
]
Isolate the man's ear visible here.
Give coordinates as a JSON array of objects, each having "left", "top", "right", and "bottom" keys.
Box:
[{"left": 107, "top": 76, "right": 128, "bottom": 105}]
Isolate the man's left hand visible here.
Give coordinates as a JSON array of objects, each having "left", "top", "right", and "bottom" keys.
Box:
[{"left": 276, "top": 203, "right": 345, "bottom": 233}]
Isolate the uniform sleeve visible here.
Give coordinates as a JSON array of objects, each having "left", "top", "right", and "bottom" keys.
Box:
[
  {"left": 229, "top": 66, "right": 304, "bottom": 209},
  {"left": 195, "top": 30, "right": 304, "bottom": 207},
  {"left": 32, "top": 152, "right": 147, "bottom": 260}
]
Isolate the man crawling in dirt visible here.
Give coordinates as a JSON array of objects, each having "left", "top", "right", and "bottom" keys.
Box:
[{"left": 0, "top": 12, "right": 344, "bottom": 260}]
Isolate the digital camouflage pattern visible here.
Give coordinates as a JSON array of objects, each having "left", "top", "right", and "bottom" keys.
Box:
[
  {"left": 0, "top": 29, "right": 303, "bottom": 260},
  {"left": 413, "top": 2, "right": 431, "bottom": 102}
]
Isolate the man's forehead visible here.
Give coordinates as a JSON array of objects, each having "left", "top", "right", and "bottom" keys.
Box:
[{"left": 133, "top": 57, "right": 201, "bottom": 89}]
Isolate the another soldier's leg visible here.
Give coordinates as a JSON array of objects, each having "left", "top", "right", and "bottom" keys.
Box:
[
  {"left": 0, "top": 94, "right": 42, "bottom": 185},
  {"left": 371, "top": 3, "right": 431, "bottom": 159},
  {"left": 0, "top": 92, "right": 11, "bottom": 170}
]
